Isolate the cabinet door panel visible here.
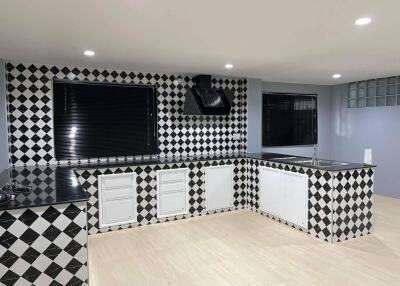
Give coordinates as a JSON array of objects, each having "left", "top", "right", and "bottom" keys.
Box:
[
  {"left": 99, "top": 173, "right": 137, "bottom": 228},
  {"left": 205, "top": 165, "right": 233, "bottom": 211},
  {"left": 159, "top": 192, "right": 186, "bottom": 216},
  {"left": 280, "top": 172, "right": 308, "bottom": 228},
  {"left": 259, "top": 167, "right": 281, "bottom": 216},
  {"left": 157, "top": 168, "right": 189, "bottom": 218},
  {"left": 259, "top": 167, "right": 308, "bottom": 228},
  {"left": 102, "top": 199, "right": 135, "bottom": 225}
]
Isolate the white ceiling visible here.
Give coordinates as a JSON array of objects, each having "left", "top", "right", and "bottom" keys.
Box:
[{"left": 1, "top": 0, "right": 400, "bottom": 85}]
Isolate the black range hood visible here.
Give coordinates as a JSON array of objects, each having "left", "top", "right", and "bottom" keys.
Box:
[{"left": 183, "top": 75, "right": 233, "bottom": 115}]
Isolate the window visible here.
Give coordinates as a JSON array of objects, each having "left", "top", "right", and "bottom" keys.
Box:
[
  {"left": 348, "top": 76, "right": 400, "bottom": 108},
  {"left": 262, "top": 93, "right": 318, "bottom": 146}
]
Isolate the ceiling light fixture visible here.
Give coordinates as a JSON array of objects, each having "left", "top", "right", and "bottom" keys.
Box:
[
  {"left": 332, "top": 74, "right": 342, "bottom": 79},
  {"left": 355, "top": 17, "right": 371, "bottom": 26},
  {"left": 84, "top": 50, "right": 95, "bottom": 57},
  {"left": 225, "top": 63, "right": 234, "bottom": 69}
]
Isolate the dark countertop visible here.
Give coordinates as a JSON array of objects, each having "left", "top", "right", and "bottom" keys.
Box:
[
  {"left": 67, "top": 152, "right": 375, "bottom": 171},
  {"left": 246, "top": 153, "right": 376, "bottom": 171},
  {"left": 0, "top": 153, "right": 246, "bottom": 211},
  {"left": 0, "top": 165, "right": 88, "bottom": 211},
  {"left": 0, "top": 152, "right": 375, "bottom": 211},
  {"left": 72, "top": 153, "right": 247, "bottom": 170}
]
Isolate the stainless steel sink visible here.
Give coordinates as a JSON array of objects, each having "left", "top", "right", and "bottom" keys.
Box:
[
  {"left": 295, "top": 159, "right": 349, "bottom": 167},
  {"left": 272, "top": 156, "right": 298, "bottom": 160},
  {"left": 273, "top": 157, "right": 350, "bottom": 167}
]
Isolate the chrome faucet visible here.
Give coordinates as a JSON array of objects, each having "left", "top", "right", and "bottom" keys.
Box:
[{"left": 312, "top": 144, "right": 318, "bottom": 164}]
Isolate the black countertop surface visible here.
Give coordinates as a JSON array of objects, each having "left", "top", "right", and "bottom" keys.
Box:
[
  {"left": 0, "top": 166, "right": 88, "bottom": 211},
  {"left": 246, "top": 153, "right": 376, "bottom": 171},
  {"left": 0, "top": 152, "right": 375, "bottom": 211}
]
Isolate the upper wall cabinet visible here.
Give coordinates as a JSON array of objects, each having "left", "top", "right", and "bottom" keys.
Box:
[
  {"left": 98, "top": 173, "right": 137, "bottom": 228},
  {"left": 205, "top": 165, "right": 234, "bottom": 211},
  {"left": 157, "top": 168, "right": 189, "bottom": 218}
]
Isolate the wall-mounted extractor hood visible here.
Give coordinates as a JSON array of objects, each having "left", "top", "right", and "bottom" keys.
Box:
[{"left": 183, "top": 75, "right": 234, "bottom": 115}]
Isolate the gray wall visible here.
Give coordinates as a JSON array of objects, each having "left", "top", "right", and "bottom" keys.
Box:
[
  {"left": 331, "top": 84, "right": 400, "bottom": 198},
  {"left": 0, "top": 60, "right": 9, "bottom": 172},
  {"left": 261, "top": 81, "right": 332, "bottom": 159},
  {"left": 246, "top": 78, "right": 262, "bottom": 152}
]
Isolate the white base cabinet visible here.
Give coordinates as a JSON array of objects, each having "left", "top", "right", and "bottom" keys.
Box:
[
  {"left": 205, "top": 165, "right": 233, "bottom": 211},
  {"left": 259, "top": 167, "right": 308, "bottom": 228},
  {"left": 98, "top": 173, "right": 137, "bottom": 228},
  {"left": 157, "top": 168, "right": 189, "bottom": 218}
]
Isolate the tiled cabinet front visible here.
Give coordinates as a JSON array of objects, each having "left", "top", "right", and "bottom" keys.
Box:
[
  {"left": 247, "top": 159, "right": 374, "bottom": 243},
  {"left": 74, "top": 157, "right": 373, "bottom": 244},
  {"left": 0, "top": 202, "right": 88, "bottom": 286},
  {"left": 75, "top": 158, "right": 247, "bottom": 235}
]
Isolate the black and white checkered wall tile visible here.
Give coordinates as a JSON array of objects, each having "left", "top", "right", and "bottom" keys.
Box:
[
  {"left": 0, "top": 202, "right": 87, "bottom": 286},
  {"left": 5, "top": 62, "right": 248, "bottom": 167},
  {"left": 246, "top": 159, "right": 334, "bottom": 242},
  {"left": 332, "top": 168, "right": 374, "bottom": 243},
  {"left": 246, "top": 158, "right": 259, "bottom": 210},
  {"left": 75, "top": 159, "right": 247, "bottom": 235}
]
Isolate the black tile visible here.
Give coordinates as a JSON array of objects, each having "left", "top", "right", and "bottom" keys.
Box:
[
  {"left": 22, "top": 266, "right": 41, "bottom": 283},
  {"left": 66, "top": 276, "right": 84, "bottom": 286},
  {"left": 20, "top": 228, "right": 39, "bottom": 245},
  {"left": 42, "top": 206, "right": 61, "bottom": 223},
  {"left": 64, "top": 240, "right": 82, "bottom": 256},
  {"left": 43, "top": 225, "right": 62, "bottom": 242},
  {"left": 43, "top": 243, "right": 62, "bottom": 259},
  {"left": 21, "top": 247, "right": 41, "bottom": 264},
  {"left": 64, "top": 222, "right": 82, "bottom": 238},
  {"left": 18, "top": 209, "right": 39, "bottom": 226},
  {"left": 0, "top": 231, "right": 17, "bottom": 249},
  {"left": 44, "top": 262, "right": 63, "bottom": 279},
  {"left": 63, "top": 204, "right": 81, "bottom": 220},
  {"left": 0, "top": 270, "right": 20, "bottom": 286},
  {"left": 0, "top": 212, "right": 16, "bottom": 229},
  {"left": 0, "top": 250, "right": 19, "bottom": 268},
  {"left": 65, "top": 258, "right": 83, "bottom": 274}
]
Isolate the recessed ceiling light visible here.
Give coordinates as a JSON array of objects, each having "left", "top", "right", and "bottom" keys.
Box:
[
  {"left": 355, "top": 17, "right": 371, "bottom": 26},
  {"left": 332, "top": 74, "right": 342, "bottom": 79},
  {"left": 225, "top": 63, "right": 234, "bottom": 69},
  {"left": 84, "top": 50, "right": 95, "bottom": 57}
]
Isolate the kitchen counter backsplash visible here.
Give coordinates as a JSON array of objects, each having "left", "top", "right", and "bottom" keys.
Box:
[{"left": 5, "top": 62, "right": 248, "bottom": 167}]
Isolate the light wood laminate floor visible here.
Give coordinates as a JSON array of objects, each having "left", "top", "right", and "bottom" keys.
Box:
[{"left": 88, "top": 195, "right": 400, "bottom": 286}]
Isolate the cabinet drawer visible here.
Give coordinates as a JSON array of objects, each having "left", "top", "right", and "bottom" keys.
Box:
[
  {"left": 102, "top": 198, "right": 135, "bottom": 225},
  {"left": 159, "top": 182, "right": 186, "bottom": 193},
  {"left": 102, "top": 188, "right": 134, "bottom": 201},
  {"left": 159, "top": 192, "right": 186, "bottom": 216},
  {"left": 159, "top": 170, "right": 186, "bottom": 183},
  {"left": 101, "top": 174, "right": 133, "bottom": 189}
]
